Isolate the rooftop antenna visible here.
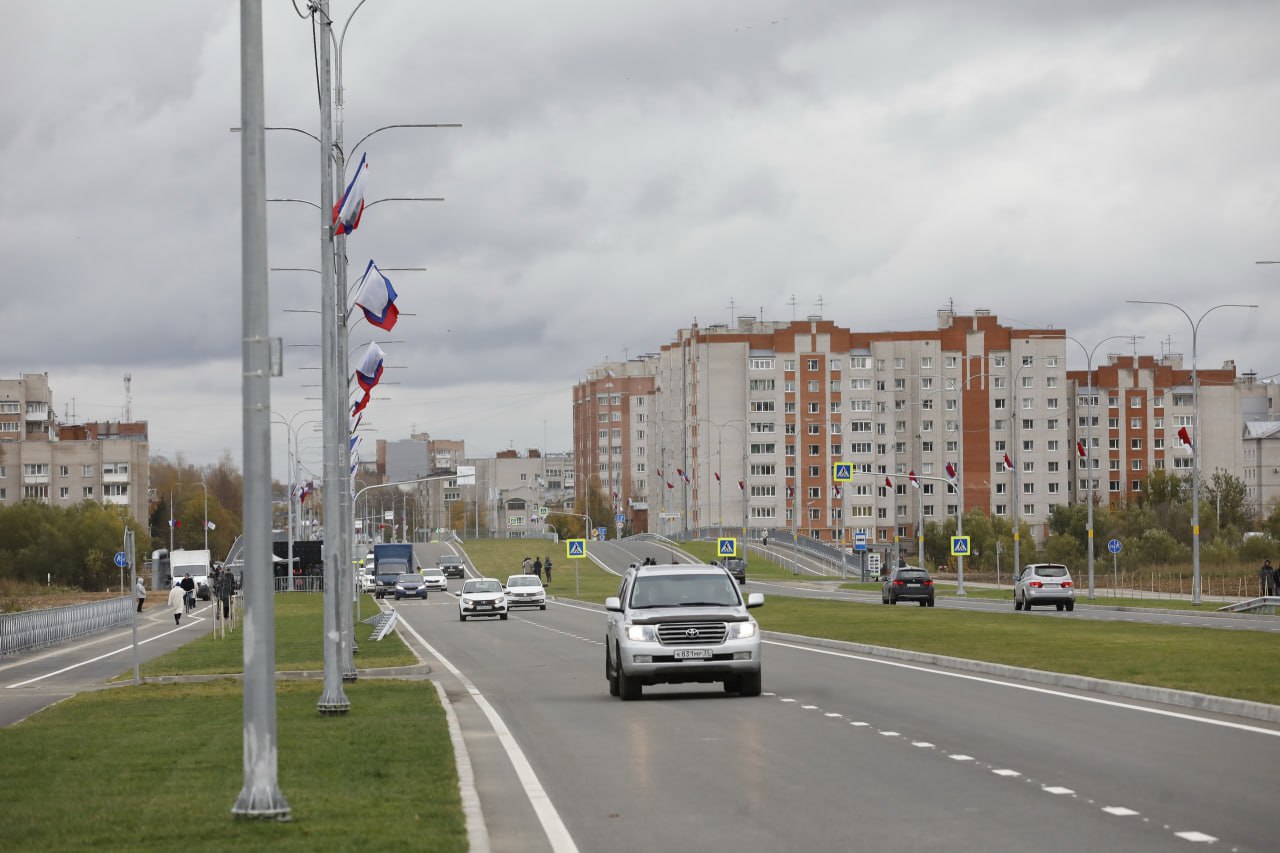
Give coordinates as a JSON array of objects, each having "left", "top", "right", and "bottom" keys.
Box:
[
  {"left": 123, "top": 373, "right": 132, "bottom": 422},
  {"left": 726, "top": 296, "right": 736, "bottom": 326},
  {"left": 1125, "top": 334, "right": 1145, "bottom": 359},
  {"left": 788, "top": 293, "right": 798, "bottom": 321},
  {"left": 815, "top": 294, "right": 825, "bottom": 317}
]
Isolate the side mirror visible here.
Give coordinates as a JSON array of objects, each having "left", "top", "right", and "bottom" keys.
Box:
[
  {"left": 605, "top": 596, "right": 622, "bottom": 612},
  {"left": 746, "top": 592, "right": 765, "bottom": 608}
]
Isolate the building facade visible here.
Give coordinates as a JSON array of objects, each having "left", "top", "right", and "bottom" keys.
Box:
[
  {"left": 0, "top": 373, "right": 150, "bottom": 524},
  {"left": 572, "top": 360, "right": 657, "bottom": 530}
]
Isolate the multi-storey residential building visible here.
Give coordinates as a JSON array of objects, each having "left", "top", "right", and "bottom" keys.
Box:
[
  {"left": 1067, "top": 354, "right": 1267, "bottom": 509},
  {"left": 572, "top": 360, "right": 657, "bottom": 530},
  {"left": 1243, "top": 374, "right": 1280, "bottom": 522},
  {"left": 0, "top": 373, "right": 150, "bottom": 524},
  {"left": 639, "top": 311, "right": 1069, "bottom": 548}
]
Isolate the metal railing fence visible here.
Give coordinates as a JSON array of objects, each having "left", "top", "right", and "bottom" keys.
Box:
[{"left": 1, "top": 596, "right": 134, "bottom": 657}]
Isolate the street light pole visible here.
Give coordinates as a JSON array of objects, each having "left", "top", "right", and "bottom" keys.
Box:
[{"left": 1127, "top": 300, "right": 1257, "bottom": 605}]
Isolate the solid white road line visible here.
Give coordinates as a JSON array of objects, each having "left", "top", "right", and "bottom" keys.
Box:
[
  {"left": 5, "top": 615, "right": 206, "bottom": 689},
  {"left": 394, "top": 618, "right": 580, "bottom": 853}
]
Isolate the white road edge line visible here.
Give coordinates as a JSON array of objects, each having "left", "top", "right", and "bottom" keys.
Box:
[
  {"left": 6, "top": 615, "right": 207, "bottom": 689},
  {"left": 764, "top": 639, "right": 1280, "bottom": 738},
  {"left": 395, "top": 618, "right": 580, "bottom": 853},
  {"left": 431, "top": 679, "right": 491, "bottom": 853}
]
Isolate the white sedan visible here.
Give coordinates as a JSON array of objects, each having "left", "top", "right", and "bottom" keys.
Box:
[
  {"left": 420, "top": 567, "right": 448, "bottom": 593},
  {"left": 458, "top": 578, "right": 508, "bottom": 621},
  {"left": 504, "top": 574, "right": 546, "bottom": 610}
]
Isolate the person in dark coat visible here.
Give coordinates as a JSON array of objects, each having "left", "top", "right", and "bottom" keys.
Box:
[
  {"left": 180, "top": 573, "right": 196, "bottom": 613},
  {"left": 543, "top": 556, "right": 552, "bottom": 584},
  {"left": 532, "top": 557, "right": 543, "bottom": 582},
  {"left": 1260, "top": 559, "right": 1275, "bottom": 597}
]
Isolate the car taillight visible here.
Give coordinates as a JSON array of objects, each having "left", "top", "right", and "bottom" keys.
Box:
[
  {"left": 922, "top": 579, "right": 933, "bottom": 586},
  {"left": 1061, "top": 580, "right": 1073, "bottom": 588},
  {"left": 894, "top": 579, "right": 904, "bottom": 585},
  {"left": 1029, "top": 581, "right": 1043, "bottom": 588}
]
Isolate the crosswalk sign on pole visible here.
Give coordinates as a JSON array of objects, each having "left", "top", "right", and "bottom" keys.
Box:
[
  {"left": 832, "top": 463, "right": 853, "bottom": 482},
  {"left": 717, "top": 537, "right": 737, "bottom": 558},
  {"left": 566, "top": 539, "right": 586, "bottom": 558},
  {"left": 950, "top": 536, "right": 971, "bottom": 556}
]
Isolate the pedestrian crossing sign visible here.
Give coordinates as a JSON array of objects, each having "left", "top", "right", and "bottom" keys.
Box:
[
  {"left": 718, "top": 537, "right": 737, "bottom": 557},
  {"left": 566, "top": 539, "right": 586, "bottom": 558},
  {"left": 832, "top": 463, "right": 853, "bottom": 482},
  {"left": 950, "top": 536, "right": 971, "bottom": 556}
]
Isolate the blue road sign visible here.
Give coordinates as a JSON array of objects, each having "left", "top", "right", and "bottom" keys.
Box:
[
  {"left": 596, "top": 527, "right": 607, "bottom": 541},
  {"left": 566, "top": 539, "right": 586, "bottom": 557},
  {"left": 615, "top": 513, "right": 625, "bottom": 523},
  {"left": 114, "top": 551, "right": 128, "bottom": 568},
  {"left": 832, "top": 463, "right": 853, "bottom": 482},
  {"left": 718, "top": 538, "right": 738, "bottom": 557},
  {"left": 1108, "top": 538, "right": 1122, "bottom": 554},
  {"left": 950, "top": 536, "right": 971, "bottom": 556},
  {"left": 853, "top": 532, "right": 868, "bottom": 552}
]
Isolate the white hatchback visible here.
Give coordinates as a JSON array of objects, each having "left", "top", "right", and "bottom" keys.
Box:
[
  {"left": 1014, "top": 563, "right": 1076, "bottom": 612},
  {"left": 420, "top": 567, "right": 448, "bottom": 592},
  {"left": 458, "top": 577, "right": 508, "bottom": 621}
]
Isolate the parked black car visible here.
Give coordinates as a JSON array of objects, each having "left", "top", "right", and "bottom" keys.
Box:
[{"left": 882, "top": 566, "right": 935, "bottom": 606}]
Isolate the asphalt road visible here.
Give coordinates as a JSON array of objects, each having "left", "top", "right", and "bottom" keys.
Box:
[{"left": 391, "top": 584, "right": 1278, "bottom": 853}]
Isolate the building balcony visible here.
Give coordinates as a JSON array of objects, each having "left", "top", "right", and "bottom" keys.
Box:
[
  {"left": 103, "top": 472, "right": 130, "bottom": 484},
  {"left": 104, "top": 494, "right": 130, "bottom": 506},
  {"left": 23, "top": 474, "right": 49, "bottom": 485}
]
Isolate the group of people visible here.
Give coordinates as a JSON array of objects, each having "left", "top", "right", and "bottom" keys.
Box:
[
  {"left": 520, "top": 555, "right": 553, "bottom": 584},
  {"left": 133, "top": 568, "right": 236, "bottom": 626}
]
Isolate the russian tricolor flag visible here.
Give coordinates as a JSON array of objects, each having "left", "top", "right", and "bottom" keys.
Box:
[
  {"left": 353, "top": 260, "right": 399, "bottom": 331},
  {"left": 333, "top": 153, "right": 368, "bottom": 236},
  {"left": 355, "top": 342, "right": 385, "bottom": 392}
]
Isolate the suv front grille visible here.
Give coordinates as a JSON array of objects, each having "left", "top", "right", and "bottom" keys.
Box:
[{"left": 656, "top": 622, "right": 727, "bottom": 645}]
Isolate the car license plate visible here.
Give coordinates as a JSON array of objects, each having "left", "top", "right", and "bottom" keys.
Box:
[
  {"left": 674, "top": 649, "right": 711, "bottom": 659},
  {"left": 1045, "top": 583, "right": 1059, "bottom": 588},
  {"left": 478, "top": 602, "right": 492, "bottom": 609}
]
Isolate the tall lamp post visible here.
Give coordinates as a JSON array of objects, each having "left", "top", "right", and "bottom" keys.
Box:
[
  {"left": 1043, "top": 334, "right": 1131, "bottom": 599},
  {"left": 1127, "top": 300, "right": 1257, "bottom": 605},
  {"left": 195, "top": 480, "right": 209, "bottom": 552}
]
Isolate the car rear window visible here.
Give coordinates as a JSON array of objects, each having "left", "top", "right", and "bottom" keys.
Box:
[
  {"left": 1034, "top": 565, "right": 1069, "bottom": 577},
  {"left": 896, "top": 570, "right": 928, "bottom": 580}
]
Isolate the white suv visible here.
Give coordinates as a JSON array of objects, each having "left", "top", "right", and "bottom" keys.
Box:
[
  {"left": 1014, "top": 563, "right": 1076, "bottom": 612},
  {"left": 605, "top": 563, "right": 764, "bottom": 700}
]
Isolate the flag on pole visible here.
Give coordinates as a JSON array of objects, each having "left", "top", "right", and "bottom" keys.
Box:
[
  {"left": 786, "top": 486, "right": 795, "bottom": 499},
  {"left": 714, "top": 472, "right": 720, "bottom": 482},
  {"left": 1003, "top": 452, "right": 1014, "bottom": 471},
  {"left": 909, "top": 470, "right": 919, "bottom": 488},
  {"left": 333, "top": 152, "right": 367, "bottom": 235},
  {"left": 885, "top": 476, "right": 892, "bottom": 489},
  {"left": 1076, "top": 440, "right": 1086, "bottom": 459},
  {"left": 169, "top": 519, "right": 181, "bottom": 528},
  {"left": 353, "top": 260, "right": 399, "bottom": 331},
  {"left": 352, "top": 390, "right": 371, "bottom": 416},
  {"left": 666, "top": 481, "right": 674, "bottom": 489},
  {"left": 737, "top": 480, "right": 745, "bottom": 490},
  {"left": 349, "top": 434, "right": 361, "bottom": 454},
  {"left": 655, "top": 468, "right": 663, "bottom": 478},
  {"left": 1177, "top": 425, "right": 1193, "bottom": 454},
  {"left": 945, "top": 461, "right": 958, "bottom": 482},
  {"left": 677, "top": 468, "right": 690, "bottom": 484},
  {"left": 832, "top": 484, "right": 843, "bottom": 499},
  {"left": 355, "top": 342, "right": 385, "bottom": 392},
  {"left": 350, "top": 411, "right": 363, "bottom": 434},
  {"left": 205, "top": 521, "right": 216, "bottom": 531}
]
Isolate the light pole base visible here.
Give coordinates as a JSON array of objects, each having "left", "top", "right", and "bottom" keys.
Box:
[
  {"left": 316, "top": 689, "right": 350, "bottom": 714},
  {"left": 232, "top": 786, "right": 291, "bottom": 820}
]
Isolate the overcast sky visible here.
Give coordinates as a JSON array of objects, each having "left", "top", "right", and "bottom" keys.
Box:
[{"left": 2, "top": 0, "right": 1276, "bottom": 482}]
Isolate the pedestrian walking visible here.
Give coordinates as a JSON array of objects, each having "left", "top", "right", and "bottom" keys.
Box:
[
  {"left": 180, "top": 573, "right": 196, "bottom": 613},
  {"left": 762, "top": 533, "right": 769, "bottom": 548},
  {"left": 216, "top": 568, "right": 233, "bottom": 619},
  {"left": 532, "top": 557, "right": 543, "bottom": 582},
  {"left": 1260, "top": 559, "right": 1276, "bottom": 597},
  {"left": 522, "top": 556, "right": 532, "bottom": 575},
  {"left": 167, "top": 583, "right": 186, "bottom": 625},
  {"left": 135, "top": 577, "right": 147, "bottom": 613},
  {"left": 543, "top": 556, "right": 552, "bottom": 584}
]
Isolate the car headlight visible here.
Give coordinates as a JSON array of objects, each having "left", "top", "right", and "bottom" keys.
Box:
[
  {"left": 461, "top": 597, "right": 473, "bottom": 606},
  {"left": 626, "top": 624, "right": 657, "bottom": 642},
  {"left": 728, "top": 621, "right": 757, "bottom": 639},
  {"left": 495, "top": 596, "right": 505, "bottom": 605}
]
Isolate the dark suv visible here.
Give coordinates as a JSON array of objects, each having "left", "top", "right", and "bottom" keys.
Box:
[
  {"left": 882, "top": 566, "right": 935, "bottom": 607},
  {"left": 719, "top": 557, "right": 747, "bottom": 585},
  {"left": 438, "top": 556, "right": 466, "bottom": 579}
]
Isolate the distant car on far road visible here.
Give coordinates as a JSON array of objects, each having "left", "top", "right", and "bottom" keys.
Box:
[
  {"left": 881, "top": 566, "right": 935, "bottom": 606},
  {"left": 438, "top": 555, "right": 467, "bottom": 579},
  {"left": 420, "top": 567, "right": 448, "bottom": 592}
]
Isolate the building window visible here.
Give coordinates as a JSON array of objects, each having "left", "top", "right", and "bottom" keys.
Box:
[
  {"left": 58, "top": 465, "right": 69, "bottom": 477},
  {"left": 808, "top": 487, "right": 821, "bottom": 499},
  {"left": 893, "top": 357, "right": 906, "bottom": 370},
  {"left": 749, "top": 463, "right": 775, "bottom": 476},
  {"left": 807, "top": 358, "right": 820, "bottom": 371},
  {"left": 921, "top": 357, "right": 933, "bottom": 370},
  {"left": 807, "top": 424, "right": 821, "bottom": 435},
  {"left": 992, "top": 355, "right": 1008, "bottom": 368},
  {"left": 808, "top": 466, "right": 821, "bottom": 477},
  {"left": 808, "top": 402, "right": 821, "bottom": 414},
  {"left": 59, "top": 487, "right": 70, "bottom": 499},
  {"left": 1109, "top": 481, "right": 1121, "bottom": 492},
  {"left": 808, "top": 444, "right": 821, "bottom": 456},
  {"left": 751, "top": 422, "right": 776, "bottom": 434},
  {"left": 750, "top": 358, "right": 775, "bottom": 370},
  {"left": 1131, "top": 459, "right": 1143, "bottom": 471},
  {"left": 751, "top": 443, "right": 777, "bottom": 455},
  {"left": 750, "top": 485, "right": 776, "bottom": 497},
  {"left": 749, "top": 379, "right": 775, "bottom": 391},
  {"left": 1131, "top": 438, "right": 1143, "bottom": 450},
  {"left": 750, "top": 400, "right": 776, "bottom": 412},
  {"left": 944, "top": 356, "right": 958, "bottom": 369},
  {"left": 850, "top": 356, "right": 869, "bottom": 369}
]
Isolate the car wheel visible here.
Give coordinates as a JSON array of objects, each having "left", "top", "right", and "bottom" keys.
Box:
[
  {"left": 1056, "top": 602, "right": 1064, "bottom": 611},
  {"left": 737, "top": 671, "right": 762, "bottom": 697},
  {"left": 918, "top": 600, "right": 926, "bottom": 607},
  {"left": 723, "top": 675, "right": 740, "bottom": 693},
  {"left": 540, "top": 604, "right": 547, "bottom": 610},
  {"left": 618, "top": 663, "right": 642, "bottom": 701},
  {"left": 458, "top": 612, "right": 466, "bottom": 622},
  {"left": 889, "top": 595, "right": 897, "bottom": 605},
  {"left": 500, "top": 613, "right": 509, "bottom": 621},
  {"left": 927, "top": 598, "right": 935, "bottom": 607},
  {"left": 606, "top": 646, "right": 620, "bottom": 696},
  {"left": 1065, "top": 601, "right": 1075, "bottom": 612}
]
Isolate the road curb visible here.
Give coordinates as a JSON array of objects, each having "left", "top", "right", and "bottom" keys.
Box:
[{"left": 765, "top": 630, "right": 1280, "bottom": 724}]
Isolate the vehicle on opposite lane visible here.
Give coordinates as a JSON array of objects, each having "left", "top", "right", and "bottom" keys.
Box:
[
  {"left": 1014, "top": 563, "right": 1075, "bottom": 611},
  {"left": 459, "top": 577, "right": 508, "bottom": 621},
  {"left": 605, "top": 562, "right": 764, "bottom": 700},
  {"left": 438, "top": 555, "right": 467, "bottom": 579},
  {"left": 882, "top": 566, "right": 935, "bottom": 606},
  {"left": 504, "top": 574, "right": 547, "bottom": 610}
]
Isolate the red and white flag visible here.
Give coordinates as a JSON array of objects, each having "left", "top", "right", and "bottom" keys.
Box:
[
  {"left": 714, "top": 472, "right": 720, "bottom": 482},
  {"left": 333, "top": 153, "right": 368, "bottom": 235},
  {"left": 909, "top": 470, "right": 919, "bottom": 488},
  {"left": 945, "top": 461, "right": 958, "bottom": 482},
  {"left": 1076, "top": 440, "right": 1086, "bottom": 459},
  {"left": 884, "top": 476, "right": 892, "bottom": 489},
  {"left": 737, "top": 479, "right": 745, "bottom": 491},
  {"left": 832, "top": 484, "right": 843, "bottom": 499},
  {"left": 1003, "top": 452, "right": 1014, "bottom": 470},
  {"left": 786, "top": 486, "right": 795, "bottom": 499},
  {"left": 1177, "top": 425, "right": 1194, "bottom": 455},
  {"left": 351, "top": 390, "right": 371, "bottom": 416},
  {"left": 666, "top": 481, "right": 674, "bottom": 489}
]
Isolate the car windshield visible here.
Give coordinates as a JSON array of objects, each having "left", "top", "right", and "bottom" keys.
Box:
[
  {"left": 506, "top": 576, "right": 541, "bottom": 588},
  {"left": 630, "top": 573, "right": 741, "bottom": 608},
  {"left": 397, "top": 574, "right": 421, "bottom": 583},
  {"left": 422, "top": 569, "right": 444, "bottom": 578},
  {"left": 440, "top": 558, "right": 462, "bottom": 566},
  {"left": 1033, "top": 565, "right": 1069, "bottom": 578},
  {"left": 465, "top": 580, "right": 502, "bottom": 593}
]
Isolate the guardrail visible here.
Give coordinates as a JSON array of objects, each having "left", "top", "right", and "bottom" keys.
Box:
[
  {"left": 274, "top": 576, "right": 325, "bottom": 593},
  {"left": 0, "top": 596, "right": 135, "bottom": 657}
]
